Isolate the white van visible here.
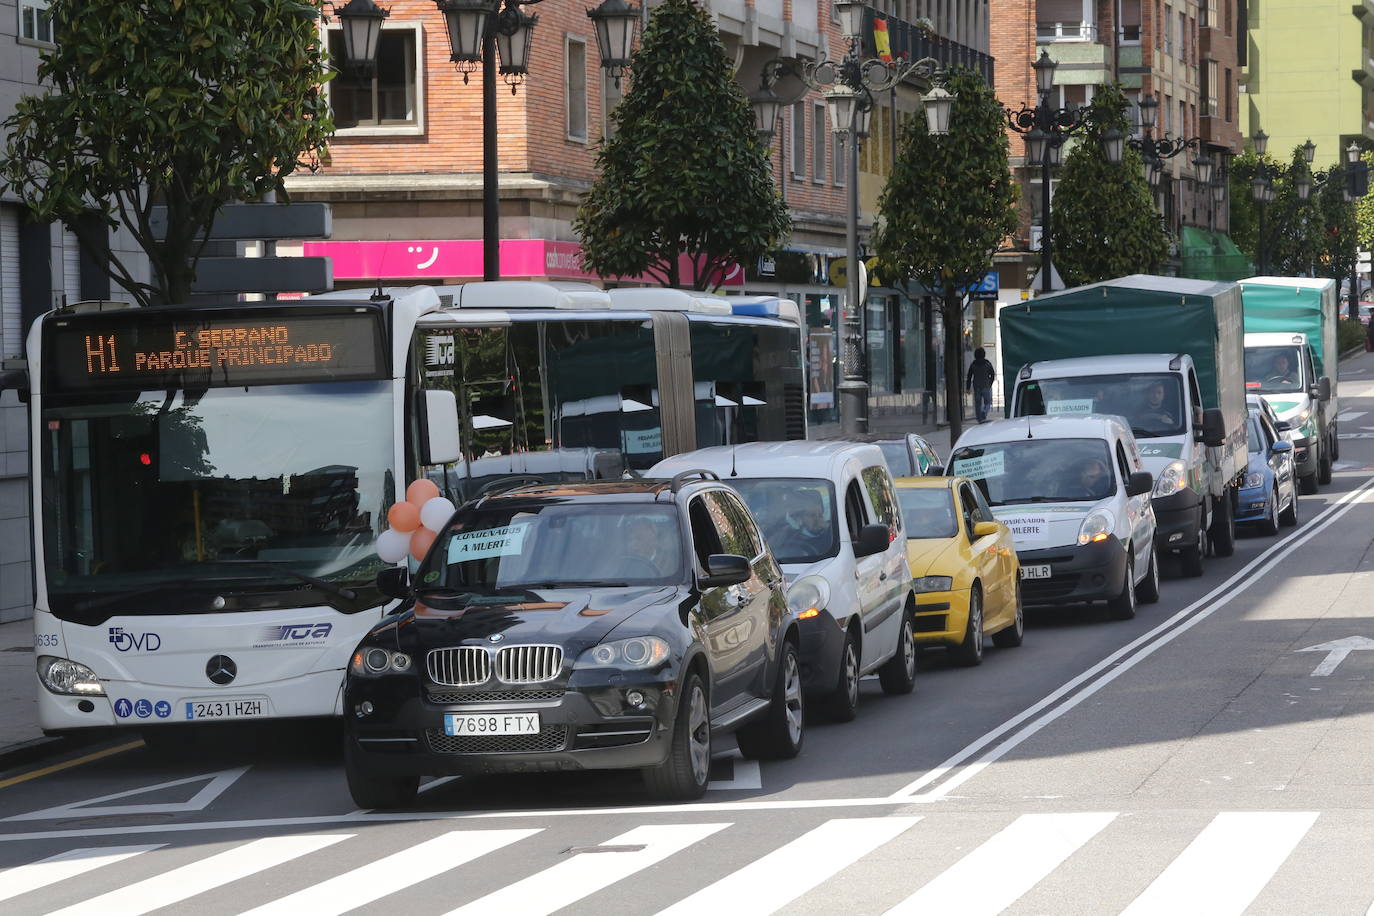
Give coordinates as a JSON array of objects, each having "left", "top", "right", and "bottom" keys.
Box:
[
  {"left": 649, "top": 442, "right": 917, "bottom": 720},
  {"left": 947, "top": 416, "right": 1160, "bottom": 620}
]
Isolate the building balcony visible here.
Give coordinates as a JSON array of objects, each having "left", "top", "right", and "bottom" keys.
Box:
[
  {"left": 1037, "top": 20, "right": 1099, "bottom": 42},
  {"left": 859, "top": 10, "right": 994, "bottom": 84}
]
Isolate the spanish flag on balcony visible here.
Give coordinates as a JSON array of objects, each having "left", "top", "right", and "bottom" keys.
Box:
[{"left": 873, "top": 16, "right": 893, "bottom": 62}]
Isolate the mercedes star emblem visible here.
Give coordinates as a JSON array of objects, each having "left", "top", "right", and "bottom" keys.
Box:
[{"left": 206, "top": 654, "right": 237, "bottom": 685}]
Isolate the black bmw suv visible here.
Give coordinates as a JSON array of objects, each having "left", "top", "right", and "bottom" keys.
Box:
[{"left": 343, "top": 471, "right": 804, "bottom": 807}]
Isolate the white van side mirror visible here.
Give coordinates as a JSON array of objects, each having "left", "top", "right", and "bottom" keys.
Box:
[{"left": 417, "top": 390, "right": 461, "bottom": 465}]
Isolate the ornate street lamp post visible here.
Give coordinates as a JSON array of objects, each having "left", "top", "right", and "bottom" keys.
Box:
[
  {"left": 1128, "top": 92, "right": 1213, "bottom": 238},
  {"left": 754, "top": 3, "right": 954, "bottom": 434},
  {"left": 1004, "top": 51, "right": 1124, "bottom": 295},
  {"left": 1250, "top": 129, "right": 1279, "bottom": 275}
]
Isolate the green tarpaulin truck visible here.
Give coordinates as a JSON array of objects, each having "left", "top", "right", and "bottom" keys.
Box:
[
  {"left": 1239, "top": 276, "right": 1339, "bottom": 493},
  {"left": 999, "top": 275, "right": 1248, "bottom": 577}
]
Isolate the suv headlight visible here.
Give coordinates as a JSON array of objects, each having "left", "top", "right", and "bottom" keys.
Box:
[
  {"left": 912, "top": 576, "right": 953, "bottom": 593},
  {"left": 1077, "top": 509, "right": 1115, "bottom": 545},
  {"left": 1244, "top": 471, "right": 1266, "bottom": 489},
  {"left": 786, "top": 575, "right": 831, "bottom": 620},
  {"left": 349, "top": 647, "right": 413, "bottom": 676},
  {"left": 1153, "top": 461, "right": 1187, "bottom": 497},
  {"left": 575, "top": 636, "right": 670, "bottom": 670},
  {"left": 37, "top": 656, "right": 105, "bottom": 696}
]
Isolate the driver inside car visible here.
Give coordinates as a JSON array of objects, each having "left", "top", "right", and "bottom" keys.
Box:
[
  {"left": 778, "top": 489, "right": 832, "bottom": 557},
  {"left": 1267, "top": 352, "right": 1297, "bottom": 387},
  {"left": 1064, "top": 457, "right": 1112, "bottom": 500},
  {"left": 618, "top": 516, "right": 675, "bottom": 578},
  {"left": 1137, "top": 380, "right": 1177, "bottom": 428}
]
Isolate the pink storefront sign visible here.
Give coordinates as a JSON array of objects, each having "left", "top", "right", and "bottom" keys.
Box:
[{"left": 300, "top": 239, "right": 744, "bottom": 287}]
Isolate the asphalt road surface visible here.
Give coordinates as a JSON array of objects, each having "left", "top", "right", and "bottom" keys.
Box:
[{"left": 5, "top": 354, "right": 1374, "bottom": 915}]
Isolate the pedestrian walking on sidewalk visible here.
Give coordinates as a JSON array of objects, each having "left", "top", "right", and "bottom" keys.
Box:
[{"left": 966, "top": 348, "right": 996, "bottom": 424}]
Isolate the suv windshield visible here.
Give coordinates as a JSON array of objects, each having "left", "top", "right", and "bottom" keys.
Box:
[
  {"left": 950, "top": 438, "right": 1117, "bottom": 506},
  {"left": 420, "top": 503, "right": 685, "bottom": 591},
  {"left": 897, "top": 489, "right": 957, "bottom": 538},
  {"left": 1016, "top": 373, "right": 1186, "bottom": 438},
  {"left": 1245, "top": 345, "right": 1305, "bottom": 393},
  {"left": 723, "top": 478, "right": 839, "bottom": 565}
]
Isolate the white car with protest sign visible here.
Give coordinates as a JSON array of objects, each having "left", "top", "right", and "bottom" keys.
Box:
[{"left": 946, "top": 415, "right": 1160, "bottom": 620}]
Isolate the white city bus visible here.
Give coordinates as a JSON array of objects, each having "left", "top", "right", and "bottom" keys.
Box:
[{"left": 17, "top": 282, "right": 806, "bottom": 736}]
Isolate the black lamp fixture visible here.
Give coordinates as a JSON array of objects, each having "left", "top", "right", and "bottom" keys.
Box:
[
  {"left": 752, "top": 86, "right": 784, "bottom": 139},
  {"left": 1296, "top": 172, "right": 1312, "bottom": 201},
  {"left": 1302, "top": 138, "right": 1317, "bottom": 165},
  {"left": 587, "top": 0, "right": 640, "bottom": 88},
  {"left": 333, "top": 0, "right": 390, "bottom": 76},
  {"left": 1253, "top": 129, "right": 1269, "bottom": 157},
  {"left": 1192, "top": 152, "right": 1214, "bottom": 187},
  {"left": 495, "top": 7, "right": 538, "bottom": 85},
  {"left": 1211, "top": 175, "right": 1226, "bottom": 204},
  {"left": 1136, "top": 93, "right": 1159, "bottom": 131},
  {"left": 435, "top": 0, "right": 495, "bottom": 71},
  {"left": 923, "top": 84, "right": 956, "bottom": 136}
]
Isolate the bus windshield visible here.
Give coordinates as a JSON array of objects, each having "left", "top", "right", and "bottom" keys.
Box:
[{"left": 41, "top": 380, "right": 394, "bottom": 621}]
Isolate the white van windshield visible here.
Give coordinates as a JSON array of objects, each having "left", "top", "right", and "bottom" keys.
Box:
[
  {"left": 725, "top": 478, "right": 839, "bottom": 564},
  {"left": 1016, "top": 373, "right": 1185, "bottom": 438},
  {"left": 949, "top": 438, "right": 1117, "bottom": 506}
]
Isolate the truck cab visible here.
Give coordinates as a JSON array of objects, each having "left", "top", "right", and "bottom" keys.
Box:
[
  {"left": 1011, "top": 353, "right": 1233, "bottom": 577},
  {"left": 1243, "top": 331, "right": 1335, "bottom": 493}
]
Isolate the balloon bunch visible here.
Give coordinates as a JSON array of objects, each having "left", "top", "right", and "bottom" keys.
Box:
[{"left": 375, "top": 479, "right": 457, "bottom": 564}]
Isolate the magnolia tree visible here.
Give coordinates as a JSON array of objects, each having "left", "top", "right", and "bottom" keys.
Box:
[
  {"left": 573, "top": 0, "right": 790, "bottom": 289},
  {"left": 1, "top": 0, "right": 334, "bottom": 306},
  {"left": 874, "top": 67, "right": 1017, "bottom": 443}
]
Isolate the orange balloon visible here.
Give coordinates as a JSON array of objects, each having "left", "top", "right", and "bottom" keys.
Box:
[
  {"left": 406, "top": 478, "right": 441, "bottom": 507},
  {"left": 387, "top": 501, "right": 421, "bottom": 533},
  {"left": 409, "top": 527, "right": 437, "bottom": 561}
]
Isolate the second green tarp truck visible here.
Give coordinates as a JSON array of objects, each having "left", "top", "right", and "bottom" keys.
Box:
[
  {"left": 1240, "top": 276, "right": 1338, "bottom": 493},
  {"left": 1000, "top": 275, "right": 1247, "bottom": 577}
]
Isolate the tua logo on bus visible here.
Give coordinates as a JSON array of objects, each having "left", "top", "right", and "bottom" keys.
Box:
[{"left": 108, "top": 627, "right": 161, "bottom": 652}]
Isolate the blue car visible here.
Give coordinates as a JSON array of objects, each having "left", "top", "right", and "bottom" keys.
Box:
[{"left": 1236, "top": 398, "right": 1299, "bottom": 535}]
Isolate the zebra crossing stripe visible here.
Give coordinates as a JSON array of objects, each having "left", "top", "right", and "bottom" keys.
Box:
[
  {"left": 1120, "top": 812, "right": 1318, "bottom": 916},
  {"left": 883, "top": 812, "right": 1116, "bottom": 915},
  {"left": 238, "top": 829, "right": 541, "bottom": 916},
  {"left": 0, "top": 845, "right": 163, "bottom": 904},
  {"left": 655, "top": 816, "right": 922, "bottom": 916},
  {"left": 1338, "top": 410, "right": 1366, "bottom": 422},
  {"left": 46, "top": 834, "right": 351, "bottom": 916},
  {"left": 445, "top": 823, "right": 730, "bottom": 916}
]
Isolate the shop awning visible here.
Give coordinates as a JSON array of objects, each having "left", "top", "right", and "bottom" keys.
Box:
[{"left": 1179, "top": 226, "right": 1253, "bottom": 282}]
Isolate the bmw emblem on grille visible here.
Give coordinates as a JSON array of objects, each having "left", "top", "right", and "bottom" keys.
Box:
[
  {"left": 488, "top": 634, "right": 504, "bottom": 643},
  {"left": 206, "top": 655, "right": 237, "bottom": 685}
]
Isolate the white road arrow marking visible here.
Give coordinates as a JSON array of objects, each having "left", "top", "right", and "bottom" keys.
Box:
[
  {"left": 2, "top": 766, "right": 250, "bottom": 821},
  {"left": 1298, "top": 636, "right": 1374, "bottom": 676},
  {"left": 1338, "top": 410, "right": 1367, "bottom": 422}
]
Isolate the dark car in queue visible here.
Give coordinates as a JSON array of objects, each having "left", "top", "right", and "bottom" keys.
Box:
[{"left": 343, "top": 473, "right": 804, "bottom": 808}]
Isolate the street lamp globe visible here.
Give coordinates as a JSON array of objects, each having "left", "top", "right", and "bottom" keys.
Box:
[
  {"left": 495, "top": 8, "right": 538, "bottom": 77},
  {"left": 1147, "top": 157, "right": 1164, "bottom": 187},
  {"left": 334, "top": 0, "right": 391, "bottom": 74},
  {"left": 833, "top": 0, "right": 867, "bottom": 40},
  {"left": 1302, "top": 139, "right": 1317, "bottom": 164},
  {"left": 1136, "top": 94, "right": 1158, "bottom": 131},
  {"left": 825, "top": 85, "right": 860, "bottom": 136},
  {"left": 1296, "top": 173, "right": 1311, "bottom": 201},
  {"left": 1045, "top": 137, "right": 1064, "bottom": 168},
  {"left": 855, "top": 100, "right": 874, "bottom": 140},
  {"left": 922, "top": 84, "right": 956, "bottom": 137},
  {"left": 1347, "top": 141, "right": 1362, "bottom": 165},
  {"left": 1100, "top": 128, "right": 1125, "bottom": 165},
  {"left": 1193, "top": 153, "right": 1213, "bottom": 187},
  {"left": 1032, "top": 50, "right": 1057, "bottom": 97},
  {"left": 751, "top": 89, "right": 783, "bottom": 140},
  {"left": 1024, "top": 128, "right": 1049, "bottom": 168},
  {"left": 1211, "top": 177, "right": 1226, "bottom": 204},
  {"left": 587, "top": 0, "right": 639, "bottom": 85},
  {"left": 435, "top": 0, "right": 495, "bottom": 64},
  {"left": 1253, "top": 129, "right": 1269, "bottom": 158}
]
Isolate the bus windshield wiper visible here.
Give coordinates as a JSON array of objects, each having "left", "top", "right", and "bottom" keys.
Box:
[
  {"left": 213, "top": 561, "right": 358, "bottom": 602},
  {"left": 507, "top": 580, "right": 631, "bottom": 590}
]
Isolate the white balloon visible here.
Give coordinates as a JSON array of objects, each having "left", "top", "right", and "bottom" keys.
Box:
[
  {"left": 419, "top": 496, "right": 457, "bottom": 533},
  {"left": 376, "top": 528, "right": 410, "bottom": 564}
]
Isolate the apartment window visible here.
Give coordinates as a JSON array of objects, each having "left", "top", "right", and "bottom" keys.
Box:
[
  {"left": 1120, "top": 0, "right": 1142, "bottom": 42},
  {"left": 1205, "top": 61, "right": 1218, "bottom": 116},
  {"left": 1188, "top": 16, "right": 1196, "bottom": 64},
  {"left": 812, "top": 104, "right": 827, "bottom": 183},
  {"left": 1225, "top": 68, "right": 1233, "bottom": 121},
  {"left": 327, "top": 25, "right": 423, "bottom": 134},
  {"left": 1224, "top": 0, "right": 1232, "bottom": 35},
  {"left": 1178, "top": 12, "right": 1187, "bottom": 62},
  {"left": 1164, "top": 94, "right": 1174, "bottom": 135},
  {"left": 566, "top": 38, "right": 588, "bottom": 142},
  {"left": 792, "top": 105, "right": 806, "bottom": 179},
  {"left": 834, "top": 134, "right": 847, "bottom": 187},
  {"left": 1163, "top": 4, "right": 1173, "bottom": 55},
  {"left": 19, "top": 0, "right": 53, "bottom": 43}
]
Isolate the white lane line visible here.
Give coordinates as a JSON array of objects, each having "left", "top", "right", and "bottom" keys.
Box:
[
  {"left": 1338, "top": 410, "right": 1367, "bottom": 422},
  {"left": 1121, "top": 812, "right": 1318, "bottom": 916},
  {"left": 48, "top": 834, "right": 350, "bottom": 916},
  {"left": 655, "top": 816, "right": 922, "bottom": 916},
  {"left": 239, "top": 829, "right": 539, "bottom": 916},
  {"left": 891, "top": 476, "right": 1374, "bottom": 800},
  {"left": 0, "top": 845, "right": 163, "bottom": 904},
  {"left": 884, "top": 812, "right": 1115, "bottom": 916},
  {"left": 445, "top": 823, "right": 729, "bottom": 916}
]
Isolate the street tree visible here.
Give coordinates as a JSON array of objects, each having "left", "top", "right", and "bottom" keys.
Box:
[
  {"left": 874, "top": 67, "right": 1017, "bottom": 443},
  {"left": 573, "top": 0, "right": 790, "bottom": 290},
  {"left": 0, "top": 0, "right": 334, "bottom": 307},
  {"left": 1049, "top": 84, "right": 1167, "bottom": 286}
]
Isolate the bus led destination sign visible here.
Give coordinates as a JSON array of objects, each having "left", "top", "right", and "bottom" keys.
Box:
[{"left": 48, "top": 309, "right": 387, "bottom": 392}]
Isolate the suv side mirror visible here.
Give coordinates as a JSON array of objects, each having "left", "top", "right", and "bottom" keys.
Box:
[
  {"left": 1315, "top": 376, "right": 1332, "bottom": 401},
  {"left": 853, "top": 523, "right": 891, "bottom": 558},
  {"left": 700, "top": 554, "right": 750, "bottom": 588},
  {"left": 376, "top": 567, "right": 411, "bottom": 600},
  {"left": 1200, "top": 408, "right": 1227, "bottom": 447},
  {"left": 417, "top": 389, "right": 461, "bottom": 465},
  {"left": 1126, "top": 470, "right": 1154, "bottom": 497}
]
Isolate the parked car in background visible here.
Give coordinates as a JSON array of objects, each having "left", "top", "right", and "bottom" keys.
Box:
[
  {"left": 1237, "top": 395, "right": 1299, "bottom": 535},
  {"left": 650, "top": 442, "right": 917, "bottom": 722},
  {"left": 344, "top": 474, "right": 804, "bottom": 808},
  {"left": 948, "top": 415, "right": 1160, "bottom": 620},
  {"left": 826, "top": 432, "right": 944, "bottom": 477},
  {"left": 893, "top": 476, "right": 1024, "bottom": 666}
]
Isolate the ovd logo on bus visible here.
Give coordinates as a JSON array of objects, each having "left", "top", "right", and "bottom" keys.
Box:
[
  {"left": 108, "top": 627, "right": 161, "bottom": 652},
  {"left": 254, "top": 622, "right": 333, "bottom": 648}
]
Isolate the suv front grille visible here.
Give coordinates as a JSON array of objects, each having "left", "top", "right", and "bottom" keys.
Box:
[
  {"left": 495, "top": 644, "right": 564, "bottom": 684},
  {"left": 425, "top": 726, "right": 568, "bottom": 754},
  {"left": 426, "top": 689, "right": 565, "bottom": 705},
  {"left": 427, "top": 647, "right": 492, "bottom": 687}
]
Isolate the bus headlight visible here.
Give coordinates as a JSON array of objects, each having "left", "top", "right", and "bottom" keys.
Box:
[
  {"left": 1153, "top": 461, "right": 1187, "bottom": 496},
  {"left": 349, "top": 647, "right": 413, "bottom": 676},
  {"left": 37, "top": 656, "right": 105, "bottom": 696},
  {"left": 1077, "top": 510, "right": 1115, "bottom": 545}
]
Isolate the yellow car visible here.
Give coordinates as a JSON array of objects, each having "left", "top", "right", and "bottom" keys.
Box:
[{"left": 894, "top": 476, "right": 1024, "bottom": 665}]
